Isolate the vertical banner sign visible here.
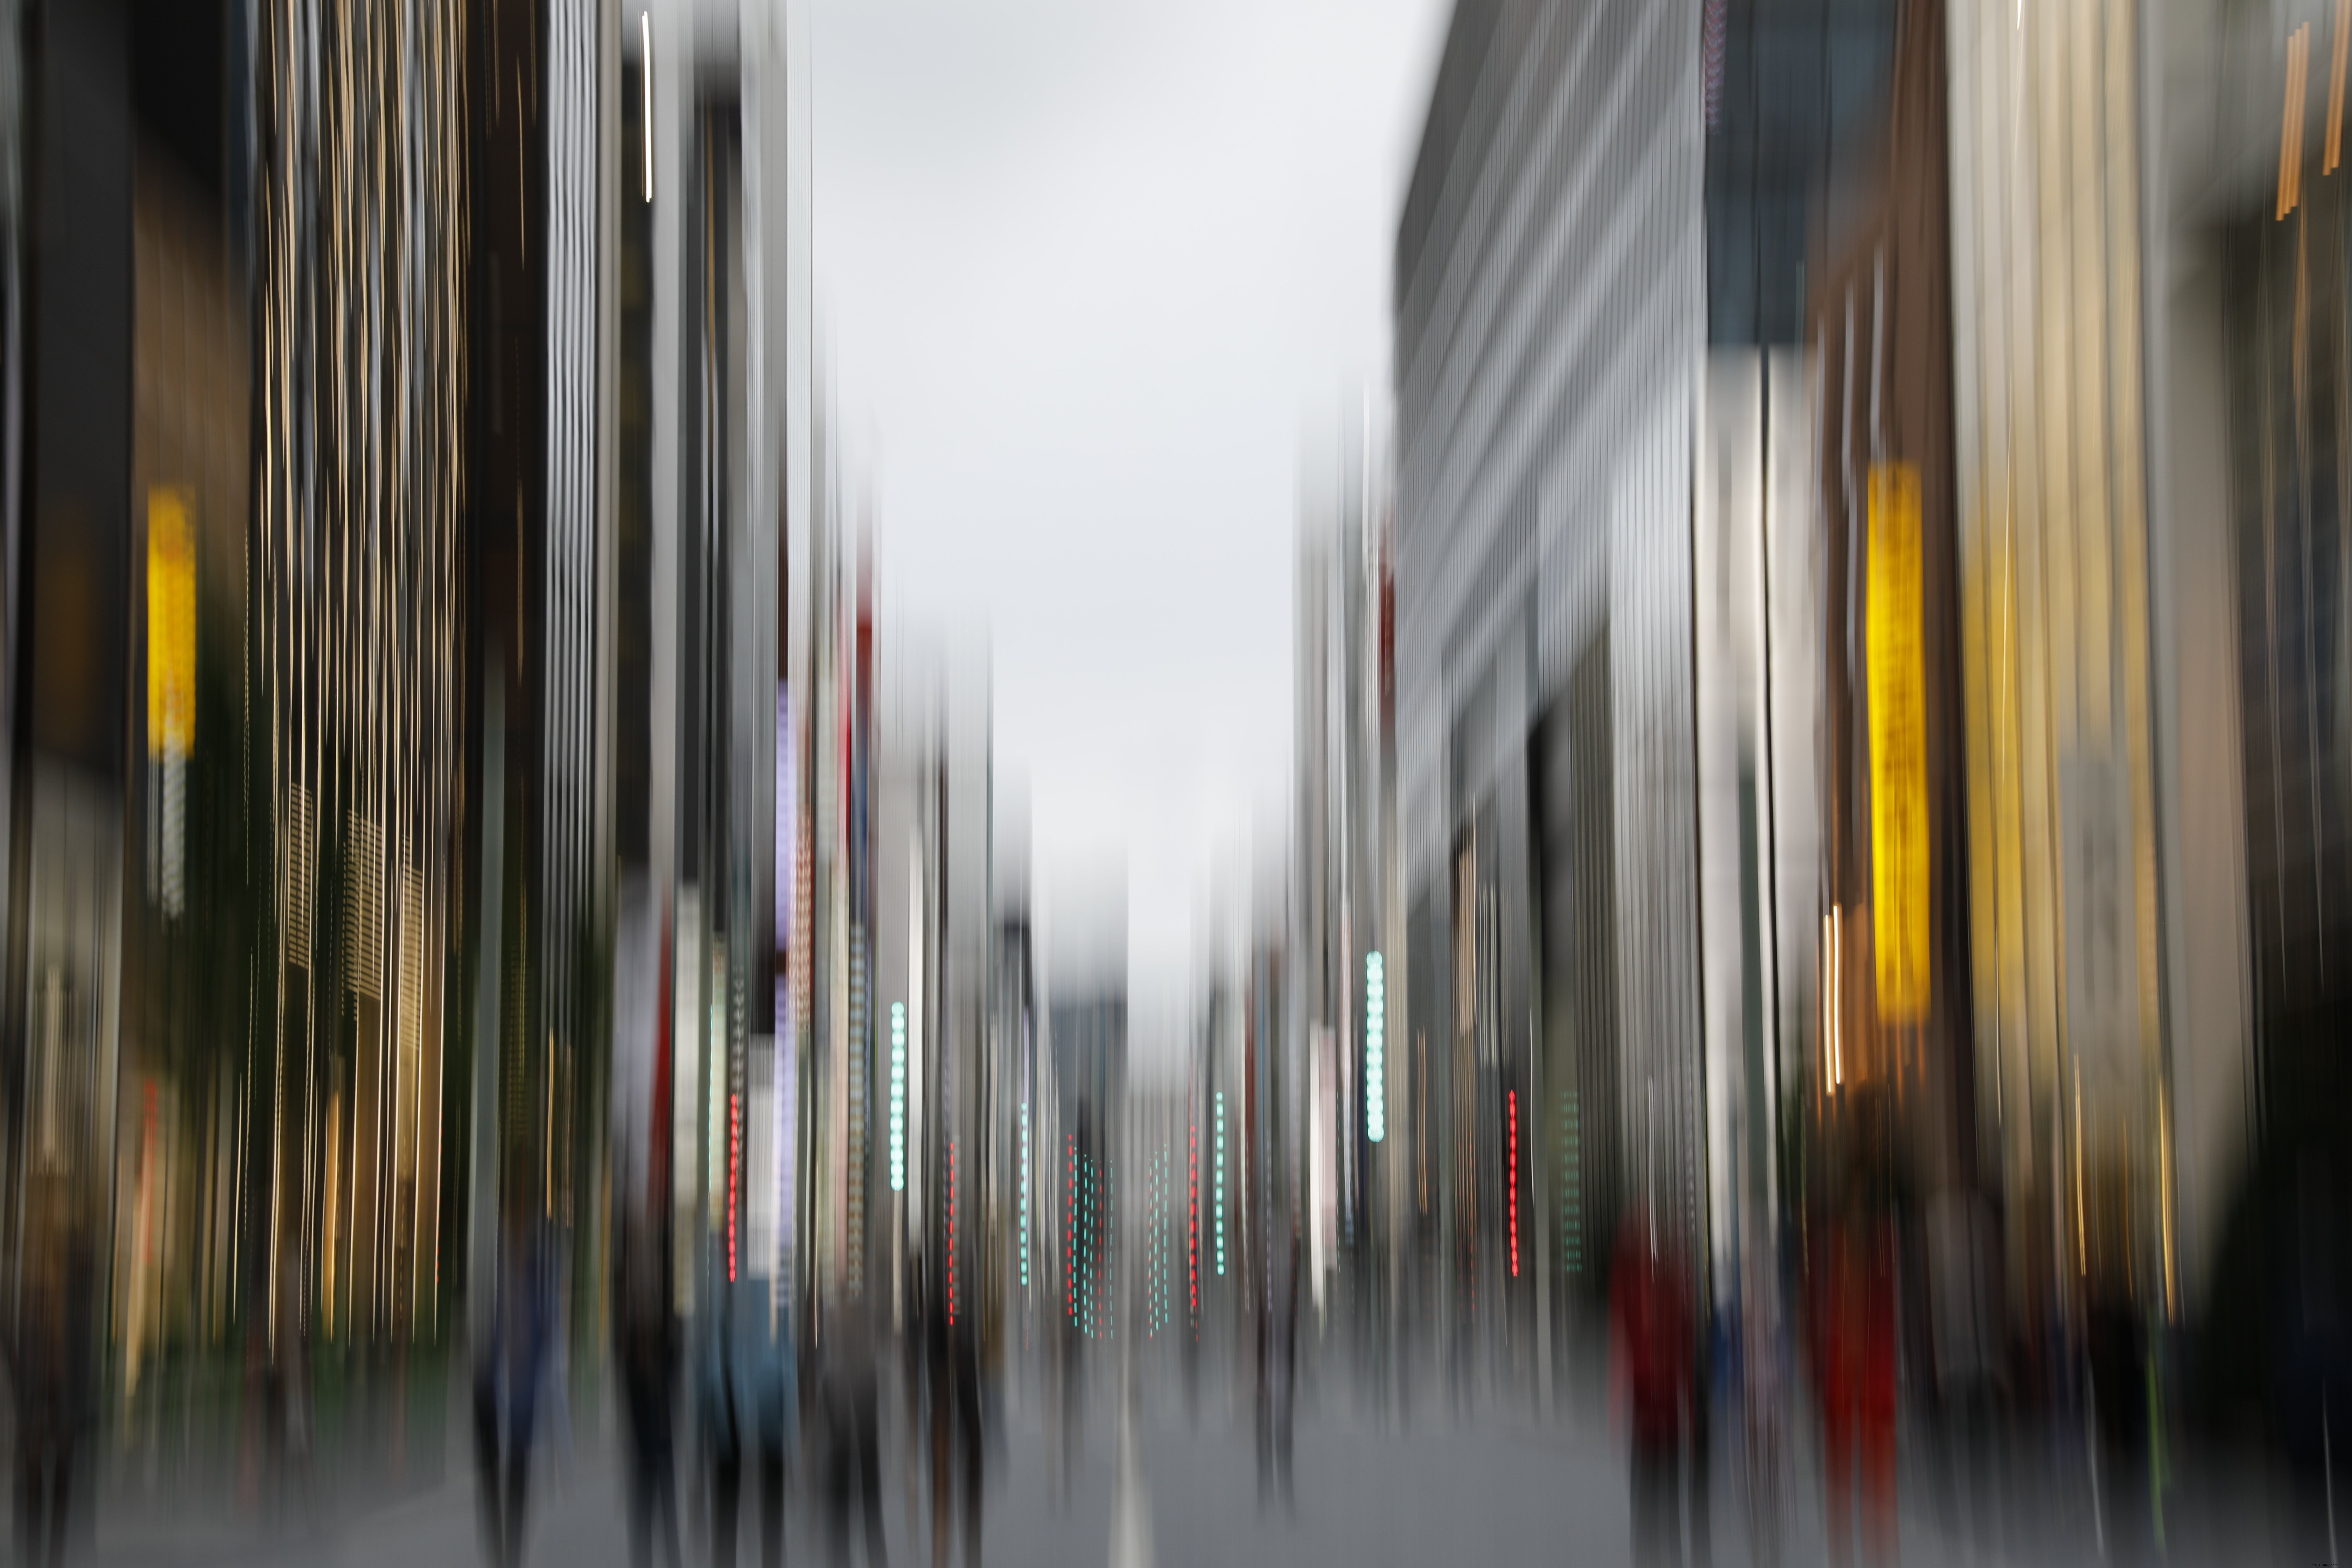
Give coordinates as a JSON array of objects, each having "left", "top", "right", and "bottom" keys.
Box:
[
  {"left": 1866, "top": 462, "right": 1929, "bottom": 1023},
  {"left": 1364, "top": 952, "right": 1386, "bottom": 1142},
  {"left": 147, "top": 488, "right": 196, "bottom": 917},
  {"left": 146, "top": 488, "right": 196, "bottom": 756}
]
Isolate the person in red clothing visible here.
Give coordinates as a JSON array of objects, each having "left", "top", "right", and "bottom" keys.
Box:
[
  {"left": 1812, "top": 1195, "right": 1899, "bottom": 1566},
  {"left": 1612, "top": 1197, "right": 1699, "bottom": 1567}
]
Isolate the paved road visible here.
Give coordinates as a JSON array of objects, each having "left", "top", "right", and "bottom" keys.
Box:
[
  {"left": 68, "top": 1389, "right": 2299, "bottom": 1568},
  {"left": 86, "top": 1411, "right": 1628, "bottom": 1568}
]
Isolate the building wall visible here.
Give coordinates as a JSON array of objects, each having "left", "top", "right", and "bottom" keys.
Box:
[
  {"left": 2150, "top": 230, "right": 2250, "bottom": 1312},
  {"left": 1693, "top": 349, "right": 1821, "bottom": 1294},
  {"left": 1948, "top": 0, "right": 2167, "bottom": 1309},
  {"left": 123, "top": 126, "right": 256, "bottom": 1370},
  {"left": 2220, "top": 187, "right": 2352, "bottom": 1139},
  {"left": 1393, "top": 0, "right": 1706, "bottom": 1313},
  {"left": 256, "top": 0, "right": 468, "bottom": 1344}
]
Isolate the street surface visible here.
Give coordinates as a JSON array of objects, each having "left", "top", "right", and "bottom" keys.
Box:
[{"left": 65, "top": 1378, "right": 2291, "bottom": 1567}]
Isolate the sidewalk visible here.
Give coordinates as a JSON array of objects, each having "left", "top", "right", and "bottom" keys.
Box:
[{"left": 71, "top": 1392, "right": 2274, "bottom": 1568}]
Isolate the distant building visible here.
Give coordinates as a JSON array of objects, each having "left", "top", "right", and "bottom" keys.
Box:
[
  {"left": 1293, "top": 407, "right": 1391, "bottom": 1297},
  {"left": 873, "top": 630, "right": 993, "bottom": 1331},
  {"left": 1046, "top": 882, "right": 1126, "bottom": 1345}
]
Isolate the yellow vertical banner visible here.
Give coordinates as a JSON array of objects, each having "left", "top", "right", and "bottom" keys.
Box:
[
  {"left": 147, "top": 486, "right": 196, "bottom": 758},
  {"left": 1868, "top": 462, "right": 1929, "bottom": 1022}
]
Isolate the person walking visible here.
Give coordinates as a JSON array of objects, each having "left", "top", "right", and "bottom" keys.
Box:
[
  {"left": 10, "top": 1181, "right": 81, "bottom": 1568},
  {"left": 744, "top": 1248, "right": 797, "bottom": 1568},
  {"left": 1268, "top": 1228, "right": 1298, "bottom": 1507},
  {"left": 477, "top": 1182, "right": 554, "bottom": 1568},
  {"left": 1612, "top": 1196, "right": 1700, "bottom": 1568},
  {"left": 926, "top": 1275, "right": 984, "bottom": 1568},
  {"left": 697, "top": 1258, "right": 744, "bottom": 1568},
  {"left": 1813, "top": 1194, "right": 1898, "bottom": 1568},
  {"left": 616, "top": 1212, "right": 682, "bottom": 1568},
  {"left": 819, "top": 1295, "right": 888, "bottom": 1567}
]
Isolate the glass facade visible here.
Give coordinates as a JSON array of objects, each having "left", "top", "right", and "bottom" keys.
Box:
[{"left": 1704, "top": 0, "right": 1900, "bottom": 347}]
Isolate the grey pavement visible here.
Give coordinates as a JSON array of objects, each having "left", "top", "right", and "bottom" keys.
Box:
[{"left": 58, "top": 1394, "right": 2311, "bottom": 1568}]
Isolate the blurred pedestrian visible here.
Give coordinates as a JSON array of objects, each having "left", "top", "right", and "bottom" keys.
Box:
[
  {"left": 704, "top": 1253, "right": 795, "bottom": 1568},
  {"left": 2270, "top": 1145, "right": 2349, "bottom": 1568},
  {"left": 1611, "top": 1197, "right": 1701, "bottom": 1568},
  {"left": 476, "top": 1181, "right": 554, "bottom": 1568},
  {"left": 1273, "top": 1227, "right": 1298, "bottom": 1504},
  {"left": 698, "top": 1260, "right": 744, "bottom": 1568},
  {"left": 10, "top": 1180, "right": 80, "bottom": 1568},
  {"left": 1737, "top": 1242, "right": 1787, "bottom": 1568},
  {"left": 1256, "top": 1227, "right": 1299, "bottom": 1510},
  {"left": 547, "top": 1227, "right": 576, "bottom": 1485},
  {"left": 1054, "top": 1252, "right": 1085, "bottom": 1508},
  {"left": 1812, "top": 1196, "right": 1897, "bottom": 1567},
  {"left": 926, "top": 1276, "right": 984, "bottom": 1568},
  {"left": 1925, "top": 1187, "right": 2001, "bottom": 1554},
  {"left": 615, "top": 1213, "right": 681, "bottom": 1568},
  {"left": 2086, "top": 1281, "right": 2150, "bottom": 1564},
  {"left": 745, "top": 1264, "right": 797, "bottom": 1568},
  {"left": 266, "top": 1258, "right": 316, "bottom": 1529},
  {"left": 818, "top": 1295, "right": 888, "bottom": 1568}
]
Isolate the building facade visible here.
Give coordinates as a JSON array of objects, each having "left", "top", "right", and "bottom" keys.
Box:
[{"left": 1392, "top": 0, "right": 1706, "bottom": 1380}]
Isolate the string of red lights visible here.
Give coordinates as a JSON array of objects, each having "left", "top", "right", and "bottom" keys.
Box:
[
  {"left": 1188, "top": 1121, "right": 1199, "bottom": 1328},
  {"left": 1507, "top": 1090, "right": 1519, "bottom": 1280},
  {"left": 728, "top": 1091, "right": 742, "bottom": 1283}
]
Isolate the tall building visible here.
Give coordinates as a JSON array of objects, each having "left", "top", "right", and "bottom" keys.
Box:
[
  {"left": 599, "top": 1, "right": 804, "bottom": 1418},
  {"left": 253, "top": 0, "right": 470, "bottom": 1353},
  {"left": 0, "top": 0, "right": 811, "bottom": 1480},
  {"left": 1292, "top": 407, "right": 1391, "bottom": 1304},
  {"left": 2138, "top": 0, "right": 2262, "bottom": 1340},
  {"left": 1945, "top": 0, "right": 2190, "bottom": 1335},
  {"left": 872, "top": 628, "right": 992, "bottom": 1334},
  {"left": 1694, "top": 0, "right": 1896, "bottom": 1322},
  {"left": 0, "top": 0, "right": 264, "bottom": 1420},
  {"left": 1185, "top": 896, "right": 1258, "bottom": 1355},
  {"left": 1392, "top": 0, "right": 1706, "bottom": 1372},
  {"left": 799, "top": 398, "right": 873, "bottom": 1315},
  {"left": 992, "top": 792, "right": 1038, "bottom": 1355},
  {"left": 1045, "top": 874, "right": 1125, "bottom": 1347},
  {"left": 1947, "top": 0, "right": 2338, "bottom": 1348}
]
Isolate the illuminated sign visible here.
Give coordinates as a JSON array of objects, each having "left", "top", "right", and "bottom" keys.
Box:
[
  {"left": 147, "top": 487, "right": 196, "bottom": 759},
  {"left": 1187, "top": 1122, "right": 1198, "bottom": 1323},
  {"left": 888, "top": 1002, "right": 907, "bottom": 1191},
  {"left": 148, "top": 487, "right": 197, "bottom": 918},
  {"left": 1214, "top": 1091, "right": 1227, "bottom": 1276},
  {"left": 1867, "top": 462, "right": 1929, "bottom": 1023},
  {"left": 1365, "top": 952, "right": 1386, "bottom": 1142},
  {"left": 1507, "top": 1089, "right": 1520, "bottom": 1278}
]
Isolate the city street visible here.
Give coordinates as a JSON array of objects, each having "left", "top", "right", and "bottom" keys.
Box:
[
  {"left": 2, "top": 8, "right": 2344, "bottom": 1568},
  {"left": 84, "top": 1408, "right": 1641, "bottom": 1568},
  {"left": 71, "top": 1389, "right": 2258, "bottom": 1568}
]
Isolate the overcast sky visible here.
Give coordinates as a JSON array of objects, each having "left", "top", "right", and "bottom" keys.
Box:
[{"left": 810, "top": 0, "right": 1448, "bottom": 1029}]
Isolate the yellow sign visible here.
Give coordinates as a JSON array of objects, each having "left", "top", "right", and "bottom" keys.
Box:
[
  {"left": 1867, "top": 462, "right": 1928, "bottom": 1022},
  {"left": 147, "top": 488, "right": 196, "bottom": 759}
]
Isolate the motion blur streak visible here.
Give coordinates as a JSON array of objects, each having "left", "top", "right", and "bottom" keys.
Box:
[{"left": 0, "top": 2, "right": 2345, "bottom": 1567}]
